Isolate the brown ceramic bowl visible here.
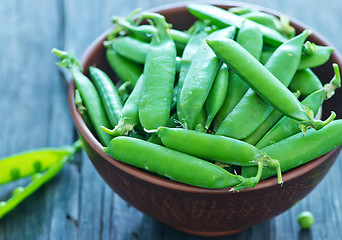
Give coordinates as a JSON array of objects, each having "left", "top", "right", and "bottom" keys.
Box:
[{"left": 68, "top": 1, "right": 342, "bottom": 237}]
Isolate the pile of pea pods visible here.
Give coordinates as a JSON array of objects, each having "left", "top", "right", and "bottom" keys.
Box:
[{"left": 54, "top": 3, "right": 342, "bottom": 191}]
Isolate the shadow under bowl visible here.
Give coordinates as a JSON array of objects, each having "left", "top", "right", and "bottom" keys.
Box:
[{"left": 68, "top": 1, "right": 342, "bottom": 237}]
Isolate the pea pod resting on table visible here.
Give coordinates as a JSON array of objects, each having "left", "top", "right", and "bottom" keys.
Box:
[
  {"left": 0, "top": 140, "right": 82, "bottom": 219},
  {"left": 255, "top": 64, "right": 341, "bottom": 149},
  {"left": 213, "top": 20, "right": 263, "bottom": 130},
  {"left": 157, "top": 127, "right": 283, "bottom": 190},
  {"left": 52, "top": 48, "right": 113, "bottom": 146},
  {"left": 178, "top": 26, "right": 236, "bottom": 130},
  {"left": 138, "top": 12, "right": 177, "bottom": 130},
  {"left": 215, "top": 30, "right": 310, "bottom": 139},
  {"left": 242, "top": 119, "right": 342, "bottom": 180},
  {"left": 207, "top": 38, "right": 336, "bottom": 132},
  {"left": 105, "top": 136, "right": 264, "bottom": 190}
]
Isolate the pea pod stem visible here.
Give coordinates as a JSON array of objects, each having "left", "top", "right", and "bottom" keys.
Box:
[{"left": 0, "top": 140, "right": 82, "bottom": 219}]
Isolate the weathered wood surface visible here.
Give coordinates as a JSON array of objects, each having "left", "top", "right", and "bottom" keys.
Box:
[{"left": 0, "top": 0, "right": 341, "bottom": 239}]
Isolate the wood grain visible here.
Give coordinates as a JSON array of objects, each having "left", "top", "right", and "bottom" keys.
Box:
[{"left": 0, "top": 0, "right": 341, "bottom": 239}]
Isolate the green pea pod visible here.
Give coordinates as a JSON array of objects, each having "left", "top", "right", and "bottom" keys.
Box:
[
  {"left": 228, "top": 7, "right": 254, "bottom": 15},
  {"left": 158, "top": 127, "right": 283, "bottom": 188},
  {"left": 53, "top": 48, "right": 113, "bottom": 146},
  {"left": 178, "top": 26, "right": 236, "bottom": 130},
  {"left": 105, "top": 136, "right": 255, "bottom": 190},
  {"left": 0, "top": 147, "right": 73, "bottom": 185},
  {"left": 102, "top": 74, "right": 143, "bottom": 136},
  {"left": 242, "top": 119, "right": 342, "bottom": 180},
  {"left": 138, "top": 12, "right": 177, "bottom": 130},
  {"left": 117, "top": 81, "right": 131, "bottom": 103},
  {"left": 298, "top": 45, "right": 334, "bottom": 70},
  {"left": 215, "top": 30, "right": 310, "bottom": 139},
  {"left": 289, "top": 69, "right": 323, "bottom": 96},
  {"left": 89, "top": 66, "right": 123, "bottom": 127},
  {"left": 111, "top": 36, "right": 149, "bottom": 64},
  {"left": 207, "top": 37, "right": 335, "bottom": 131},
  {"left": 244, "top": 91, "right": 301, "bottom": 145},
  {"left": 0, "top": 140, "right": 82, "bottom": 219},
  {"left": 74, "top": 89, "right": 96, "bottom": 135},
  {"left": 205, "top": 64, "right": 229, "bottom": 130},
  {"left": 187, "top": 3, "right": 287, "bottom": 46},
  {"left": 177, "top": 21, "right": 208, "bottom": 121},
  {"left": 106, "top": 47, "right": 142, "bottom": 87},
  {"left": 113, "top": 16, "right": 190, "bottom": 52},
  {"left": 241, "top": 12, "right": 278, "bottom": 30},
  {"left": 213, "top": 21, "right": 263, "bottom": 130},
  {"left": 255, "top": 64, "right": 340, "bottom": 149}
]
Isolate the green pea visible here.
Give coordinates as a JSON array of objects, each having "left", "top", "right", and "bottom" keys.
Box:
[{"left": 298, "top": 211, "right": 314, "bottom": 229}]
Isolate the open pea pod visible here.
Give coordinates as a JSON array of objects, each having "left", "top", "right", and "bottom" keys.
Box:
[
  {"left": 0, "top": 140, "right": 82, "bottom": 219},
  {"left": 0, "top": 146, "right": 73, "bottom": 185}
]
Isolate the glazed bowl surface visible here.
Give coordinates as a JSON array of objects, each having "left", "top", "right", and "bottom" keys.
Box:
[{"left": 68, "top": 1, "right": 342, "bottom": 237}]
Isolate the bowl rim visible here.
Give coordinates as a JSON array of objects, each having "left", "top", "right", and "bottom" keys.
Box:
[{"left": 69, "top": 1, "right": 342, "bottom": 194}]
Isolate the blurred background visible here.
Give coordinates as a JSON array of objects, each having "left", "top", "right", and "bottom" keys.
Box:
[{"left": 0, "top": 0, "right": 341, "bottom": 239}]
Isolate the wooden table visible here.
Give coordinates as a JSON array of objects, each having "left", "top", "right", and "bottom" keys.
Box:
[{"left": 1, "top": 0, "right": 341, "bottom": 239}]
